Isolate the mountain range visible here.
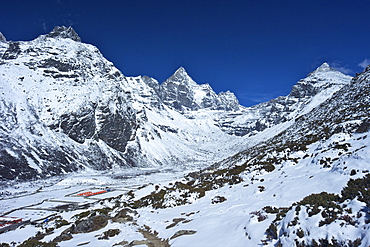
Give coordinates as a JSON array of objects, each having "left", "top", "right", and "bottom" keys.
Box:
[
  {"left": 0, "top": 26, "right": 352, "bottom": 182},
  {"left": 1, "top": 26, "right": 370, "bottom": 246}
]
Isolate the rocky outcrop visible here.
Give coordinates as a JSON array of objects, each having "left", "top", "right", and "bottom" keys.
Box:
[
  {"left": 71, "top": 215, "right": 109, "bottom": 233},
  {"left": 45, "top": 26, "right": 81, "bottom": 42},
  {"left": 170, "top": 230, "right": 197, "bottom": 240},
  {"left": 1, "top": 41, "right": 21, "bottom": 59},
  {"left": 112, "top": 208, "right": 136, "bottom": 223},
  {"left": 0, "top": 32, "right": 6, "bottom": 42}
]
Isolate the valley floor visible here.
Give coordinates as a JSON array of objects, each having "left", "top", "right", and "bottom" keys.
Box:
[{"left": 0, "top": 167, "right": 192, "bottom": 245}]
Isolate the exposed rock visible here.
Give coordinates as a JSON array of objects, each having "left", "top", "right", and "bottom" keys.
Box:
[
  {"left": 290, "top": 80, "right": 317, "bottom": 98},
  {"left": 165, "top": 218, "right": 187, "bottom": 229},
  {"left": 211, "top": 195, "right": 227, "bottom": 204},
  {"left": 356, "top": 119, "right": 370, "bottom": 133},
  {"left": 77, "top": 242, "right": 90, "bottom": 246},
  {"left": 46, "top": 26, "right": 81, "bottom": 42},
  {"left": 138, "top": 225, "right": 170, "bottom": 247},
  {"left": 59, "top": 108, "right": 96, "bottom": 144},
  {"left": 97, "top": 229, "right": 121, "bottom": 240},
  {"left": 112, "top": 208, "right": 136, "bottom": 223},
  {"left": 129, "top": 239, "right": 152, "bottom": 246},
  {"left": 113, "top": 240, "right": 129, "bottom": 246},
  {"left": 0, "top": 32, "right": 6, "bottom": 42},
  {"left": 170, "top": 230, "right": 197, "bottom": 239},
  {"left": 95, "top": 100, "right": 137, "bottom": 152},
  {"left": 71, "top": 215, "right": 109, "bottom": 233},
  {"left": 38, "top": 58, "right": 80, "bottom": 72},
  {"left": 159, "top": 67, "right": 198, "bottom": 110},
  {"left": 1, "top": 42, "right": 21, "bottom": 59},
  {"left": 52, "top": 231, "right": 73, "bottom": 242}
]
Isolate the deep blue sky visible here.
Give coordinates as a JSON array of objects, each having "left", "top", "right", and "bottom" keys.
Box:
[{"left": 1, "top": 0, "right": 370, "bottom": 106}]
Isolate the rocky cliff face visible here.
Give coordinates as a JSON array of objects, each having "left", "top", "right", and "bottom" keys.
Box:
[{"left": 0, "top": 26, "right": 353, "bottom": 181}]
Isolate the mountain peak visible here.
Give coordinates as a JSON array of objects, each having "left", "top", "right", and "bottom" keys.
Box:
[
  {"left": 166, "top": 66, "right": 195, "bottom": 85},
  {"left": 173, "top": 66, "right": 189, "bottom": 78},
  {"left": 289, "top": 62, "right": 351, "bottom": 98},
  {"left": 318, "top": 62, "right": 330, "bottom": 69},
  {"left": 45, "top": 26, "right": 81, "bottom": 42},
  {"left": 0, "top": 32, "right": 6, "bottom": 42},
  {"left": 312, "top": 62, "right": 336, "bottom": 73}
]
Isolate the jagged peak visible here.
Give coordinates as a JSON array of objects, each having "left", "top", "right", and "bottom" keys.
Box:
[
  {"left": 173, "top": 66, "right": 189, "bottom": 78},
  {"left": 165, "top": 66, "right": 196, "bottom": 86},
  {"left": 218, "top": 90, "right": 236, "bottom": 97},
  {"left": 218, "top": 91, "right": 240, "bottom": 110},
  {"left": 45, "top": 26, "right": 81, "bottom": 42},
  {"left": 0, "top": 32, "right": 6, "bottom": 42}
]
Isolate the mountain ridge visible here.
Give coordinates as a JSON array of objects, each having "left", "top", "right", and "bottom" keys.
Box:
[
  {"left": 44, "top": 26, "right": 81, "bottom": 42},
  {"left": 0, "top": 27, "right": 352, "bottom": 181}
]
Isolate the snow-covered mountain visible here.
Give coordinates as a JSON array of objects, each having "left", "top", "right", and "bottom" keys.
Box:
[
  {"left": 0, "top": 27, "right": 138, "bottom": 180},
  {"left": 100, "top": 61, "right": 369, "bottom": 247},
  {"left": 214, "top": 62, "right": 352, "bottom": 136},
  {"left": 0, "top": 26, "right": 351, "bottom": 182},
  {"left": 2, "top": 26, "right": 370, "bottom": 246}
]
